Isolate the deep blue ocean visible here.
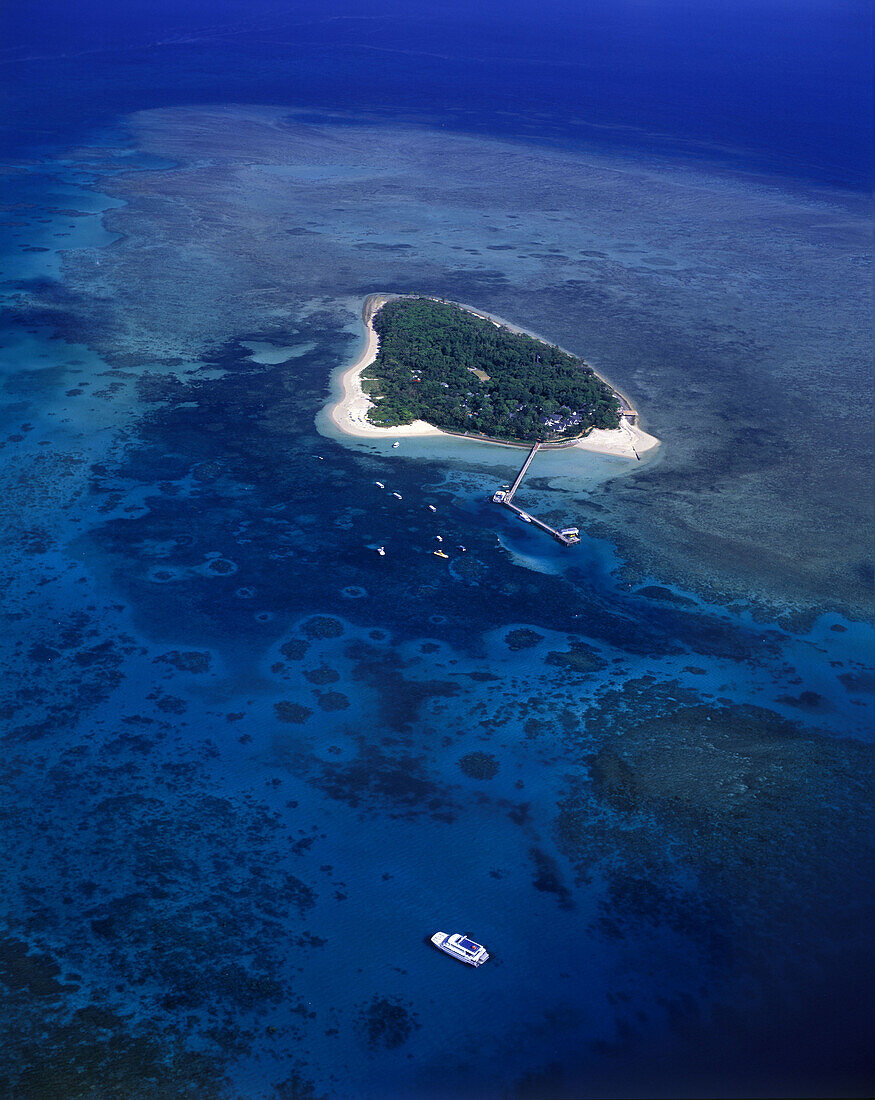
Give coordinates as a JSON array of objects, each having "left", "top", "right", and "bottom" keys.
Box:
[{"left": 0, "top": 3, "right": 872, "bottom": 1098}]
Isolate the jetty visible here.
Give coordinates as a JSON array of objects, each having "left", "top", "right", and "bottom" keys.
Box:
[{"left": 492, "top": 442, "right": 581, "bottom": 547}]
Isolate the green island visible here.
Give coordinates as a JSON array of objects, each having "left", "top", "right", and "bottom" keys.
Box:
[{"left": 363, "top": 297, "right": 621, "bottom": 443}]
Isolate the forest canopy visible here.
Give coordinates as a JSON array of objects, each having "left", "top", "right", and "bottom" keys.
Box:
[{"left": 363, "top": 297, "right": 620, "bottom": 442}]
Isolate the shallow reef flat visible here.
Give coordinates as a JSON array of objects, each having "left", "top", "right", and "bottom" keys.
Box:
[
  {"left": 51, "top": 103, "right": 875, "bottom": 618},
  {"left": 0, "top": 107, "right": 872, "bottom": 1099}
]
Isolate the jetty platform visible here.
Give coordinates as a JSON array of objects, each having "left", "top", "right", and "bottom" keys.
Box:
[{"left": 492, "top": 442, "right": 580, "bottom": 547}]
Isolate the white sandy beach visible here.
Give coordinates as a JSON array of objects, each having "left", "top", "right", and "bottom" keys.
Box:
[
  {"left": 326, "top": 295, "right": 443, "bottom": 440},
  {"left": 575, "top": 420, "right": 660, "bottom": 458},
  {"left": 325, "top": 295, "right": 660, "bottom": 459}
]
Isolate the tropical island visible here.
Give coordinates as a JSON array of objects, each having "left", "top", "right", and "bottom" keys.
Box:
[
  {"left": 363, "top": 297, "right": 619, "bottom": 443},
  {"left": 324, "top": 294, "right": 659, "bottom": 457}
]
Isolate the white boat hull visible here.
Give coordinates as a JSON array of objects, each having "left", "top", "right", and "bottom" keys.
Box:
[{"left": 430, "top": 932, "right": 489, "bottom": 967}]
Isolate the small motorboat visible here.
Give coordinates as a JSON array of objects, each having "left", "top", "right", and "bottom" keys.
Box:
[
  {"left": 376, "top": 546, "right": 386, "bottom": 557},
  {"left": 457, "top": 545, "right": 467, "bottom": 552},
  {"left": 375, "top": 481, "right": 385, "bottom": 489},
  {"left": 392, "top": 441, "right": 400, "bottom": 448},
  {"left": 435, "top": 535, "right": 443, "bottom": 542},
  {"left": 392, "top": 492, "right": 403, "bottom": 500},
  {"left": 427, "top": 505, "right": 437, "bottom": 512},
  {"left": 430, "top": 932, "right": 489, "bottom": 967},
  {"left": 433, "top": 550, "right": 449, "bottom": 559}
]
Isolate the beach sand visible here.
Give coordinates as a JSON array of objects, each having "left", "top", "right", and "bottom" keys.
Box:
[
  {"left": 575, "top": 421, "right": 660, "bottom": 458},
  {"left": 324, "top": 295, "right": 660, "bottom": 458},
  {"left": 325, "top": 295, "right": 443, "bottom": 440}
]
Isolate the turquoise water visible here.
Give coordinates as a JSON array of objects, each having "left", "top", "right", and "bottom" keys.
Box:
[
  {"left": 0, "top": 6, "right": 873, "bottom": 1097},
  {"left": 0, "top": 142, "right": 871, "bottom": 1098}
]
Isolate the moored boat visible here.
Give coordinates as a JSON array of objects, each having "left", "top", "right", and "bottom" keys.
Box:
[{"left": 430, "top": 932, "right": 489, "bottom": 966}]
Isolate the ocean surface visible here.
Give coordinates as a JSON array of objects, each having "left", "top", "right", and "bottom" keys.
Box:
[{"left": 0, "top": 3, "right": 872, "bottom": 1098}]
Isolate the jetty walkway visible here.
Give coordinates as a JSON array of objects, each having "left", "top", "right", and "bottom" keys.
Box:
[{"left": 492, "top": 442, "right": 581, "bottom": 547}]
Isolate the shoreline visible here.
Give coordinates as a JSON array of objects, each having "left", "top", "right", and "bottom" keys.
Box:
[
  {"left": 324, "top": 293, "right": 444, "bottom": 440},
  {"left": 322, "top": 294, "right": 661, "bottom": 459}
]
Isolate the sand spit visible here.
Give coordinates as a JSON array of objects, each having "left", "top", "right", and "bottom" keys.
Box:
[{"left": 323, "top": 294, "right": 660, "bottom": 459}]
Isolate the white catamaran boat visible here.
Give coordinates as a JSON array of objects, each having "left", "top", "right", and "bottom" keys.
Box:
[{"left": 430, "top": 932, "right": 489, "bottom": 967}]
